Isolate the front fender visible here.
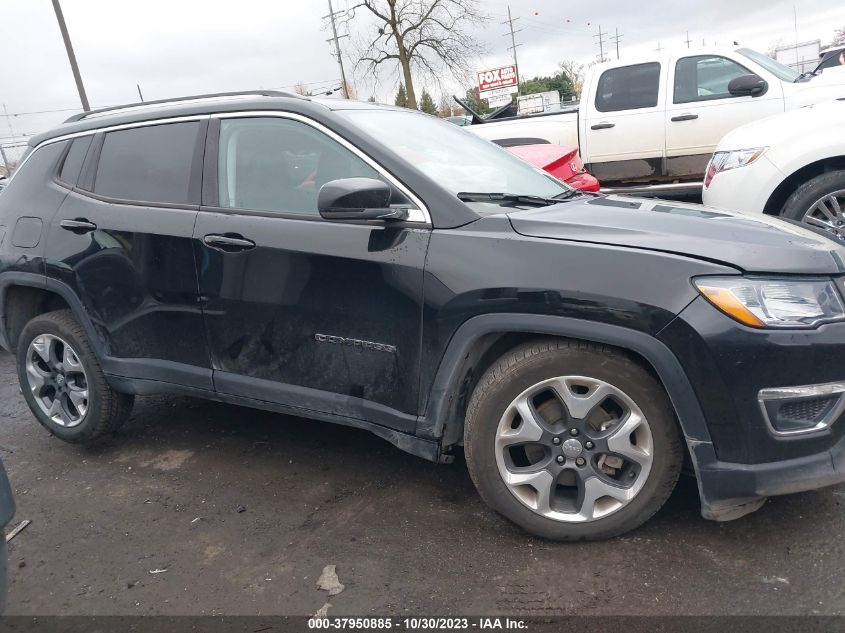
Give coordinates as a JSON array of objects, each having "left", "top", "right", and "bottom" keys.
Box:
[{"left": 417, "top": 312, "right": 712, "bottom": 449}]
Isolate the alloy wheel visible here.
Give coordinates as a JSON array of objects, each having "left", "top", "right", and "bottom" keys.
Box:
[
  {"left": 25, "top": 334, "right": 90, "bottom": 428},
  {"left": 495, "top": 375, "right": 653, "bottom": 523},
  {"left": 802, "top": 190, "right": 845, "bottom": 240}
]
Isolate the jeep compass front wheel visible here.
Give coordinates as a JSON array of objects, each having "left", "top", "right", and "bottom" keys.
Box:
[
  {"left": 17, "top": 310, "right": 134, "bottom": 444},
  {"left": 464, "top": 339, "right": 682, "bottom": 540}
]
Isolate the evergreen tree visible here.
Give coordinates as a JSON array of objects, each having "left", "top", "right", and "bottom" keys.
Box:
[
  {"left": 419, "top": 90, "right": 438, "bottom": 115},
  {"left": 394, "top": 83, "right": 408, "bottom": 108}
]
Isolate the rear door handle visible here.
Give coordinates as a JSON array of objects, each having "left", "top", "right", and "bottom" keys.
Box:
[
  {"left": 671, "top": 113, "right": 699, "bottom": 122},
  {"left": 203, "top": 234, "right": 256, "bottom": 252},
  {"left": 60, "top": 218, "right": 97, "bottom": 234},
  {"left": 590, "top": 122, "right": 615, "bottom": 130}
]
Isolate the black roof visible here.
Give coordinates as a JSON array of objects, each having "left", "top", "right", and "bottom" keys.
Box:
[{"left": 29, "top": 91, "right": 399, "bottom": 147}]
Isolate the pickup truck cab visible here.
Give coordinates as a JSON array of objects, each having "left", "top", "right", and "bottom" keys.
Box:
[{"left": 469, "top": 47, "right": 845, "bottom": 191}]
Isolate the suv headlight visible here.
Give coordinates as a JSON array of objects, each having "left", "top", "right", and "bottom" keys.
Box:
[
  {"left": 704, "top": 148, "right": 767, "bottom": 187},
  {"left": 694, "top": 277, "right": 845, "bottom": 328}
]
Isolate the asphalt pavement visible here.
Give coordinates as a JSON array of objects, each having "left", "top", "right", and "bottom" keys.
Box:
[{"left": 0, "top": 350, "right": 843, "bottom": 616}]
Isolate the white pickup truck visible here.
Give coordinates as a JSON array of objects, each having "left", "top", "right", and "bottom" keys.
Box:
[{"left": 468, "top": 47, "right": 845, "bottom": 193}]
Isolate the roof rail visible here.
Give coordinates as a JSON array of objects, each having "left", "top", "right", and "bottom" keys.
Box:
[{"left": 63, "top": 90, "right": 301, "bottom": 123}]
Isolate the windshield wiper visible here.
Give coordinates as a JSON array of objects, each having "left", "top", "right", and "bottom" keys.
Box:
[
  {"left": 552, "top": 188, "right": 586, "bottom": 200},
  {"left": 457, "top": 192, "right": 563, "bottom": 206}
]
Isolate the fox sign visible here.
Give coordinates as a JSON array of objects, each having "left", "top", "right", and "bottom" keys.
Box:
[{"left": 478, "top": 65, "right": 518, "bottom": 93}]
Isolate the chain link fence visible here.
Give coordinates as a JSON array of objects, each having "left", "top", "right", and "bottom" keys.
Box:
[{"left": 0, "top": 141, "right": 29, "bottom": 177}]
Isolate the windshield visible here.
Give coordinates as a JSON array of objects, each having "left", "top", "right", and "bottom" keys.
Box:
[
  {"left": 737, "top": 47, "right": 801, "bottom": 82},
  {"left": 340, "top": 109, "right": 572, "bottom": 203}
]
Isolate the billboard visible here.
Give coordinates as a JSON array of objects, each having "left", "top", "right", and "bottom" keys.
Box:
[{"left": 478, "top": 65, "right": 518, "bottom": 93}]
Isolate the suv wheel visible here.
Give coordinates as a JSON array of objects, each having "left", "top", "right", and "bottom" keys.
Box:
[
  {"left": 464, "top": 339, "right": 682, "bottom": 541},
  {"left": 16, "top": 310, "right": 134, "bottom": 444},
  {"left": 779, "top": 170, "right": 845, "bottom": 241}
]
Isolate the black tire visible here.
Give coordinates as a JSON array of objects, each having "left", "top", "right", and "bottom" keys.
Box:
[
  {"left": 16, "top": 310, "right": 134, "bottom": 444},
  {"left": 779, "top": 170, "right": 845, "bottom": 239},
  {"left": 464, "top": 339, "right": 682, "bottom": 541}
]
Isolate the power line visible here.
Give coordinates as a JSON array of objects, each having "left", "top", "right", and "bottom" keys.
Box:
[
  {"left": 502, "top": 5, "right": 523, "bottom": 92},
  {"left": 323, "top": 0, "right": 350, "bottom": 98},
  {"left": 5, "top": 78, "right": 343, "bottom": 118}
]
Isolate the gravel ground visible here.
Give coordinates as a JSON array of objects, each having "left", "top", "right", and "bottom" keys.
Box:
[{"left": 0, "top": 349, "right": 844, "bottom": 616}]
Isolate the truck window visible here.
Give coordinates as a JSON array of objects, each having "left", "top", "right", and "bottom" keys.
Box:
[
  {"left": 594, "top": 63, "right": 661, "bottom": 113},
  {"left": 674, "top": 55, "right": 752, "bottom": 103}
]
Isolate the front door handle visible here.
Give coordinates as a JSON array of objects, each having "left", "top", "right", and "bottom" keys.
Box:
[
  {"left": 203, "top": 234, "right": 256, "bottom": 252},
  {"left": 590, "top": 122, "right": 615, "bottom": 130},
  {"left": 60, "top": 218, "right": 97, "bottom": 234},
  {"left": 671, "top": 113, "right": 699, "bottom": 122}
]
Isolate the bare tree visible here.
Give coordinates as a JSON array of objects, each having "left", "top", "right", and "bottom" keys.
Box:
[
  {"left": 294, "top": 82, "right": 312, "bottom": 96},
  {"left": 437, "top": 93, "right": 453, "bottom": 117},
  {"left": 343, "top": 0, "right": 486, "bottom": 109},
  {"left": 557, "top": 60, "right": 585, "bottom": 99}
]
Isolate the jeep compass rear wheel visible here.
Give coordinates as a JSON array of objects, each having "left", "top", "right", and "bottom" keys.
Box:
[
  {"left": 464, "top": 339, "right": 682, "bottom": 540},
  {"left": 17, "top": 310, "right": 134, "bottom": 444}
]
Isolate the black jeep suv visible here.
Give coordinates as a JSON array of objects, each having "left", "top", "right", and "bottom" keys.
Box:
[{"left": 2, "top": 91, "right": 845, "bottom": 540}]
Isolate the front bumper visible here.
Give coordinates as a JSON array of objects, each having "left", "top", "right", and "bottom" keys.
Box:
[
  {"left": 659, "top": 295, "right": 845, "bottom": 519},
  {"left": 691, "top": 431, "right": 845, "bottom": 520}
]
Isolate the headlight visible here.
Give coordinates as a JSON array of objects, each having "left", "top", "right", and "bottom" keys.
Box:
[
  {"left": 704, "top": 147, "right": 767, "bottom": 187},
  {"left": 694, "top": 277, "right": 845, "bottom": 328}
]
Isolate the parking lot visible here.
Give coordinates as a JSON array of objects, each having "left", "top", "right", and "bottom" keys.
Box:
[{"left": 0, "top": 350, "right": 842, "bottom": 616}]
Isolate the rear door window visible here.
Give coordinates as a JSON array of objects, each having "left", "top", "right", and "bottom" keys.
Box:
[
  {"left": 93, "top": 122, "right": 201, "bottom": 205},
  {"left": 595, "top": 63, "right": 661, "bottom": 112}
]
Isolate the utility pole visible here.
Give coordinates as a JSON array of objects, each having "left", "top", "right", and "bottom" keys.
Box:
[
  {"left": 684, "top": 30, "right": 692, "bottom": 48},
  {"left": 502, "top": 6, "right": 522, "bottom": 93},
  {"left": 610, "top": 27, "right": 623, "bottom": 60},
  {"left": 593, "top": 24, "right": 608, "bottom": 62},
  {"left": 51, "top": 0, "right": 90, "bottom": 112},
  {"left": 655, "top": 41, "right": 664, "bottom": 53},
  {"left": 324, "top": 0, "right": 350, "bottom": 98},
  {"left": 136, "top": 84, "right": 145, "bottom": 102}
]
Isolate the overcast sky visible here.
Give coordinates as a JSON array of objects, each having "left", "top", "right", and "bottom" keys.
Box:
[{"left": 1, "top": 0, "right": 843, "bottom": 156}]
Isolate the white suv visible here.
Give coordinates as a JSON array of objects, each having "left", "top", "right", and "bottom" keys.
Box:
[{"left": 702, "top": 98, "right": 845, "bottom": 239}]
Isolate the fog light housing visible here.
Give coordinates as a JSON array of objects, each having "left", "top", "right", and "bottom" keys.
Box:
[{"left": 758, "top": 382, "right": 845, "bottom": 436}]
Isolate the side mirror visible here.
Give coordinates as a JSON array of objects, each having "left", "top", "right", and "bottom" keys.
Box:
[
  {"left": 728, "top": 74, "right": 768, "bottom": 98},
  {"left": 318, "top": 178, "right": 409, "bottom": 221}
]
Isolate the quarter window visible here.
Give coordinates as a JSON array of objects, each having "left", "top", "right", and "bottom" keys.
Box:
[
  {"left": 674, "top": 55, "right": 752, "bottom": 103},
  {"left": 595, "top": 63, "right": 661, "bottom": 112},
  {"left": 58, "top": 136, "right": 92, "bottom": 185},
  {"left": 93, "top": 122, "right": 201, "bottom": 204},
  {"left": 217, "top": 117, "right": 381, "bottom": 216}
]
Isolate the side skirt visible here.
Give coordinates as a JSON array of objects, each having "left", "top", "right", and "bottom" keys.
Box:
[{"left": 105, "top": 373, "right": 444, "bottom": 464}]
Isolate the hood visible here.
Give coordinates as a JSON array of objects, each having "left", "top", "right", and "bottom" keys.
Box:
[
  {"left": 508, "top": 196, "right": 845, "bottom": 275},
  {"left": 716, "top": 99, "right": 844, "bottom": 150},
  {"left": 788, "top": 71, "right": 845, "bottom": 106}
]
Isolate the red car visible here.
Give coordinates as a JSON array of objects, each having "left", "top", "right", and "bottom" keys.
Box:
[{"left": 506, "top": 144, "right": 600, "bottom": 192}]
